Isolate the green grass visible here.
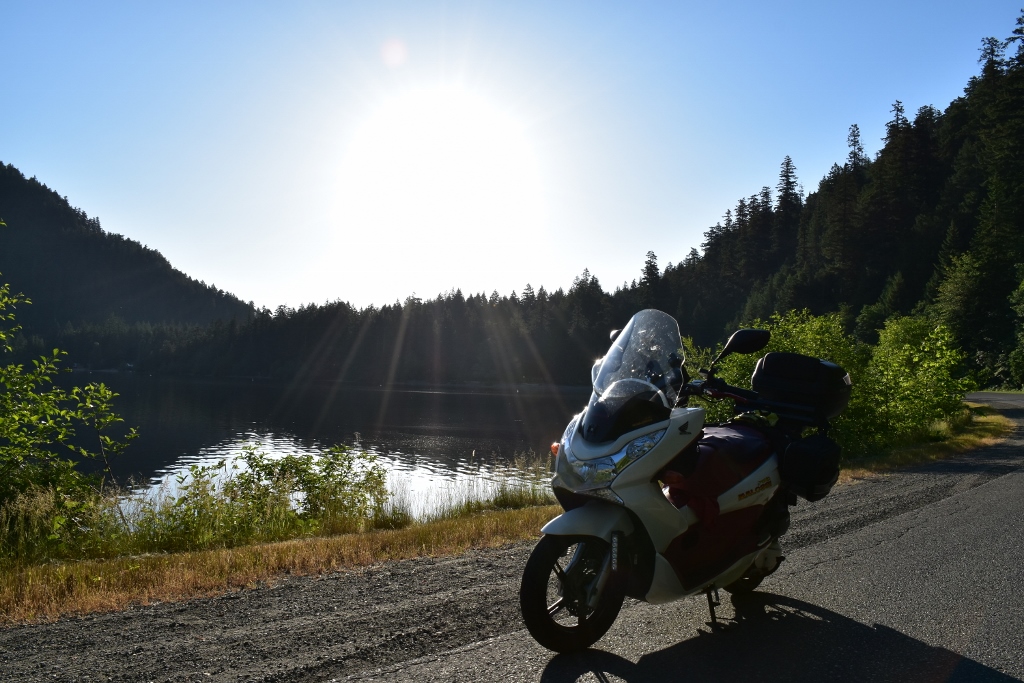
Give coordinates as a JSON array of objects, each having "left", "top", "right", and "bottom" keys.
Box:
[
  {"left": 0, "top": 505, "right": 560, "bottom": 624},
  {"left": 0, "top": 406, "right": 1013, "bottom": 625},
  {"left": 0, "top": 448, "right": 555, "bottom": 568},
  {"left": 0, "top": 449, "right": 557, "bottom": 623},
  {"left": 839, "top": 403, "right": 1013, "bottom": 481}
]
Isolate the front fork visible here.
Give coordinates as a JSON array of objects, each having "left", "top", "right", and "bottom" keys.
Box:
[
  {"left": 542, "top": 502, "right": 635, "bottom": 608},
  {"left": 585, "top": 532, "right": 622, "bottom": 610},
  {"left": 581, "top": 531, "right": 623, "bottom": 610}
]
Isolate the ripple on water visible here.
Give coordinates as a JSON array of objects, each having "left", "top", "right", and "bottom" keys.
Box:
[{"left": 134, "top": 430, "right": 547, "bottom": 518}]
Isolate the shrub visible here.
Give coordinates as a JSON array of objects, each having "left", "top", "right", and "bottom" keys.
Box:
[
  {"left": 866, "top": 316, "right": 976, "bottom": 441},
  {"left": 121, "top": 444, "right": 390, "bottom": 554},
  {"left": 684, "top": 310, "right": 974, "bottom": 458},
  {"left": 1, "top": 273, "right": 393, "bottom": 565}
]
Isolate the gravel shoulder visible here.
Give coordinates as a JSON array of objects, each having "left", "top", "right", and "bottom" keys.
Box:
[{"left": 2, "top": 393, "right": 1022, "bottom": 683}]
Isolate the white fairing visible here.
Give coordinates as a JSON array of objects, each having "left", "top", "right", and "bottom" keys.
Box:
[
  {"left": 645, "top": 554, "right": 686, "bottom": 604},
  {"left": 717, "top": 455, "right": 780, "bottom": 515},
  {"left": 540, "top": 501, "right": 634, "bottom": 541},
  {"left": 598, "top": 407, "right": 705, "bottom": 553},
  {"left": 543, "top": 308, "right": 784, "bottom": 606},
  {"left": 553, "top": 405, "right": 781, "bottom": 604}
]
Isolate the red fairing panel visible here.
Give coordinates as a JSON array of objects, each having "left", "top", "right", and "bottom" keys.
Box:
[
  {"left": 663, "top": 423, "right": 773, "bottom": 514},
  {"left": 659, "top": 423, "right": 775, "bottom": 590},
  {"left": 662, "top": 505, "right": 765, "bottom": 590}
]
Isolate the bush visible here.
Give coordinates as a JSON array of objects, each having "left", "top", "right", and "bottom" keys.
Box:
[
  {"left": 122, "top": 444, "right": 389, "bottom": 554},
  {"left": 866, "top": 316, "right": 975, "bottom": 442},
  {"left": 0, "top": 275, "right": 140, "bottom": 562},
  {"left": 1, "top": 443, "right": 391, "bottom": 563},
  {"left": 684, "top": 310, "right": 974, "bottom": 458},
  {"left": 0, "top": 273, "right": 393, "bottom": 565}
]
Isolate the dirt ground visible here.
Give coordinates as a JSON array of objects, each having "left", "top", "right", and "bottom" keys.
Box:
[{"left": 2, "top": 401, "right": 1021, "bottom": 683}]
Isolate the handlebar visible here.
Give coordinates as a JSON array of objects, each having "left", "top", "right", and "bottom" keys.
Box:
[
  {"left": 710, "top": 384, "right": 759, "bottom": 402},
  {"left": 679, "top": 376, "right": 823, "bottom": 427},
  {"left": 681, "top": 377, "right": 758, "bottom": 403}
]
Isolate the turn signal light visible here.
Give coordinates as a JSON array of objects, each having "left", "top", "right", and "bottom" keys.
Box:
[{"left": 550, "top": 442, "right": 560, "bottom": 458}]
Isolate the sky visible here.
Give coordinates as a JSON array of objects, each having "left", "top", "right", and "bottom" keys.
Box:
[{"left": 1, "top": 1, "right": 1021, "bottom": 310}]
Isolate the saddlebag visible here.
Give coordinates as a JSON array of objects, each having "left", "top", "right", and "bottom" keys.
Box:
[
  {"left": 781, "top": 434, "right": 840, "bottom": 502},
  {"left": 750, "top": 352, "right": 852, "bottom": 422}
]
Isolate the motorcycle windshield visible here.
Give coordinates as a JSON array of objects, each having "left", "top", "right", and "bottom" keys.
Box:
[{"left": 581, "top": 309, "right": 683, "bottom": 443}]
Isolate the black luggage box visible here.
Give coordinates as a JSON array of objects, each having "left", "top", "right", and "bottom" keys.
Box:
[{"left": 751, "top": 352, "right": 851, "bottom": 420}]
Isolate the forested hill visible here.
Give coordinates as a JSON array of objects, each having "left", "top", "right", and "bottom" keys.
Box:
[
  {"left": 0, "top": 163, "right": 254, "bottom": 340},
  {"left": 3, "top": 12, "right": 1024, "bottom": 387},
  {"left": 663, "top": 16, "right": 1024, "bottom": 382},
  {"left": 137, "top": 13, "right": 1024, "bottom": 387}
]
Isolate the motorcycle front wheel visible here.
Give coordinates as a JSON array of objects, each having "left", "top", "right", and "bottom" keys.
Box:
[{"left": 519, "top": 534, "right": 626, "bottom": 653}]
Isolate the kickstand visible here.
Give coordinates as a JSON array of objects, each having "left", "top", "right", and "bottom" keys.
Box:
[{"left": 704, "top": 587, "right": 722, "bottom": 627}]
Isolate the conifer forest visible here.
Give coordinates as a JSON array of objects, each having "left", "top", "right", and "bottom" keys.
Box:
[{"left": 2, "top": 13, "right": 1024, "bottom": 389}]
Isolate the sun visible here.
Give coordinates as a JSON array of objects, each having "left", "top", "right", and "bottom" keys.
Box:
[{"left": 334, "top": 84, "right": 548, "bottom": 297}]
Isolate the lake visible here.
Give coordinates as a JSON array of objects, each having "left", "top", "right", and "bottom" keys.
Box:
[{"left": 69, "top": 373, "right": 591, "bottom": 515}]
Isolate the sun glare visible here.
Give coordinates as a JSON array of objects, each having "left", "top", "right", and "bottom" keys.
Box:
[{"left": 334, "top": 85, "right": 548, "bottom": 298}]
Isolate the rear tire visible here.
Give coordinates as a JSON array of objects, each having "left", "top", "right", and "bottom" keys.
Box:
[
  {"left": 723, "top": 571, "right": 765, "bottom": 594},
  {"left": 519, "top": 535, "right": 625, "bottom": 653},
  {"left": 723, "top": 539, "right": 783, "bottom": 595}
]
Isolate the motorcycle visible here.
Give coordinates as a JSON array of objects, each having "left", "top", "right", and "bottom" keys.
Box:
[{"left": 519, "top": 309, "right": 852, "bottom": 652}]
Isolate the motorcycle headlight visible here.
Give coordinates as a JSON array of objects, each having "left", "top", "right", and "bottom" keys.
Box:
[{"left": 562, "top": 429, "right": 666, "bottom": 490}]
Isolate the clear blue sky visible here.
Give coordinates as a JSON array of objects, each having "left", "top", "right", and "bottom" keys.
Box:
[{"left": 1, "top": 1, "right": 1020, "bottom": 309}]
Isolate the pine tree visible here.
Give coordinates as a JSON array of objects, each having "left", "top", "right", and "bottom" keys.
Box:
[
  {"left": 640, "top": 251, "right": 661, "bottom": 309},
  {"left": 846, "top": 124, "right": 867, "bottom": 170},
  {"left": 774, "top": 156, "right": 802, "bottom": 266}
]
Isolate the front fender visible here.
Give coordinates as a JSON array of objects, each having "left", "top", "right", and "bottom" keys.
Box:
[{"left": 541, "top": 501, "right": 635, "bottom": 542}]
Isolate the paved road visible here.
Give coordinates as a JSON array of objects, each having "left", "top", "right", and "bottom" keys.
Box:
[
  {"left": 353, "top": 393, "right": 1024, "bottom": 682},
  {"left": 3, "top": 393, "right": 1023, "bottom": 682}
]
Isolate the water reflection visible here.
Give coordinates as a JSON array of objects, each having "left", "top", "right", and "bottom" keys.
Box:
[
  {"left": 65, "top": 373, "right": 589, "bottom": 516},
  {"left": 139, "top": 430, "right": 547, "bottom": 518}
]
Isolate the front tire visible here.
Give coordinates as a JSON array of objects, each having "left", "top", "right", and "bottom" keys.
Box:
[{"left": 519, "top": 534, "right": 626, "bottom": 653}]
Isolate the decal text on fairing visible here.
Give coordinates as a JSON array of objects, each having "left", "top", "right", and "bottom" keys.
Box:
[{"left": 738, "top": 476, "right": 772, "bottom": 501}]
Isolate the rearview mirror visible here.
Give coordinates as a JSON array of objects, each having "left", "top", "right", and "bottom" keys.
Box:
[{"left": 713, "top": 328, "right": 771, "bottom": 365}]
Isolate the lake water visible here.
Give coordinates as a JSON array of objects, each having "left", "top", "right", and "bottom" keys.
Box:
[{"left": 70, "top": 373, "right": 591, "bottom": 516}]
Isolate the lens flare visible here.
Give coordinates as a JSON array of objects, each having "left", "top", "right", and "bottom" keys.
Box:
[{"left": 380, "top": 39, "right": 408, "bottom": 67}]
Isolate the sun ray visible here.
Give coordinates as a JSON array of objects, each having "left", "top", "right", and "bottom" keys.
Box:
[
  {"left": 310, "top": 310, "right": 377, "bottom": 435},
  {"left": 374, "top": 303, "right": 414, "bottom": 431}
]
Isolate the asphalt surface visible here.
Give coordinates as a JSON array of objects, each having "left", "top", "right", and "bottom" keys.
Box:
[
  {"left": 354, "top": 392, "right": 1024, "bottom": 682},
  {"left": 1, "top": 392, "right": 1023, "bottom": 682}
]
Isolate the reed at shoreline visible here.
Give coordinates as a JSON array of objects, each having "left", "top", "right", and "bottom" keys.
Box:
[{"left": 0, "top": 405, "right": 1010, "bottom": 624}]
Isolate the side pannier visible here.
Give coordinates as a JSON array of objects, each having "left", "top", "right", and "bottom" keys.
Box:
[{"left": 781, "top": 434, "right": 840, "bottom": 501}]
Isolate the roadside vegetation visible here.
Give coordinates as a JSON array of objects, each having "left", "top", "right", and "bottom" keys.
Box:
[
  {"left": 0, "top": 397, "right": 1009, "bottom": 624},
  {"left": 840, "top": 403, "right": 1011, "bottom": 481},
  {"left": 3, "top": 9, "right": 1022, "bottom": 626},
  {"left": 0, "top": 504, "right": 560, "bottom": 623},
  {"left": 687, "top": 309, "right": 977, "bottom": 457},
  {"left": 0, "top": 265, "right": 1013, "bottom": 623}
]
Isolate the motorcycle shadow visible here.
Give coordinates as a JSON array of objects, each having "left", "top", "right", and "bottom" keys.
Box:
[{"left": 539, "top": 592, "right": 1018, "bottom": 683}]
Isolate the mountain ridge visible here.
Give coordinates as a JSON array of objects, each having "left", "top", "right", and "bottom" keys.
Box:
[{"left": 0, "top": 162, "right": 254, "bottom": 340}]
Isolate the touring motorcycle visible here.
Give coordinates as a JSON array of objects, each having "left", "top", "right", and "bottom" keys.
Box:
[{"left": 519, "top": 309, "right": 851, "bottom": 652}]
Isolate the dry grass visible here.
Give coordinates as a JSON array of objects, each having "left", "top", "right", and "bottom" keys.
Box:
[
  {"left": 0, "top": 504, "right": 560, "bottom": 624},
  {"left": 838, "top": 403, "right": 1013, "bottom": 483},
  {"left": 2, "top": 404, "right": 1014, "bottom": 625}
]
